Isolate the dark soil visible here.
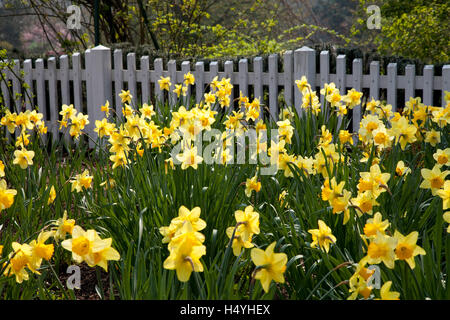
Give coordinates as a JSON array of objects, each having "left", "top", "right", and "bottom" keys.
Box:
[{"left": 57, "top": 262, "right": 117, "bottom": 300}]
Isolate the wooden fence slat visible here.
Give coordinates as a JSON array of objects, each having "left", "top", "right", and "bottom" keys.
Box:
[
  {"left": 254, "top": 57, "right": 263, "bottom": 121},
  {"left": 238, "top": 59, "right": 248, "bottom": 112},
  {"left": 387, "top": 63, "right": 397, "bottom": 111},
  {"left": 195, "top": 61, "right": 204, "bottom": 104},
  {"left": 369, "top": 61, "right": 380, "bottom": 100},
  {"left": 181, "top": 61, "right": 191, "bottom": 106},
  {"left": 154, "top": 58, "right": 164, "bottom": 105},
  {"left": 352, "top": 59, "right": 363, "bottom": 138},
  {"left": 141, "top": 56, "right": 150, "bottom": 105},
  {"left": 127, "top": 53, "right": 137, "bottom": 106},
  {"left": 224, "top": 60, "right": 234, "bottom": 114},
  {"left": 35, "top": 59, "right": 46, "bottom": 123},
  {"left": 11, "top": 60, "right": 21, "bottom": 111},
  {"left": 209, "top": 61, "right": 219, "bottom": 111},
  {"left": 423, "top": 65, "right": 434, "bottom": 106},
  {"left": 405, "top": 64, "right": 415, "bottom": 104},
  {"left": 72, "top": 53, "right": 82, "bottom": 113},
  {"left": 336, "top": 55, "right": 346, "bottom": 95},
  {"left": 283, "top": 50, "right": 293, "bottom": 108},
  {"left": 0, "top": 61, "right": 10, "bottom": 112},
  {"left": 23, "top": 59, "right": 33, "bottom": 110},
  {"left": 167, "top": 60, "right": 177, "bottom": 107},
  {"left": 268, "top": 54, "right": 278, "bottom": 121},
  {"left": 60, "top": 55, "right": 70, "bottom": 106},
  {"left": 48, "top": 57, "right": 58, "bottom": 138},
  {"left": 320, "top": 51, "right": 329, "bottom": 109},
  {"left": 114, "top": 49, "right": 124, "bottom": 117}
]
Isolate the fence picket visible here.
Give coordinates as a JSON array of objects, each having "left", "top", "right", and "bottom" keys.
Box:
[
  {"left": 168, "top": 60, "right": 177, "bottom": 106},
  {"left": 405, "top": 65, "right": 415, "bottom": 104},
  {"left": 154, "top": 58, "right": 164, "bottom": 105},
  {"left": 238, "top": 59, "right": 248, "bottom": 113},
  {"left": 23, "top": 59, "right": 33, "bottom": 111},
  {"left": 268, "top": 54, "right": 278, "bottom": 121},
  {"left": 48, "top": 57, "right": 58, "bottom": 138},
  {"left": 72, "top": 53, "right": 82, "bottom": 113},
  {"left": 254, "top": 57, "right": 263, "bottom": 121},
  {"left": 195, "top": 61, "right": 204, "bottom": 104},
  {"left": 283, "top": 50, "right": 293, "bottom": 108},
  {"left": 370, "top": 61, "right": 380, "bottom": 100},
  {"left": 181, "top": 61, "right": 191, "bottom": 105},
  {"left": 127, "top": 53, "right": 137, "bottom": 106},
  {"left": 11, "top": 60, "right": 21, "bottom": 111},
  {"left": 352, "top": 59, "right": 362, "bottom": 137},
  {"left": 141, "top": 56, "right": 150, "bottom": 105},
  {"left": 320, "top": 51, "right": 329, "bottom": 110},
  {"left": 224, "top": 60, "right": 234, "bottom": 114},
  {"left": 423, "top": 65, "right": 434, "bottom": 106},
  {"left": 114, "top": 49, "right": 124, "bottom": 117},
  {"left": 387, "top": 63, "right": 397, "bottom": 111},
  {"left": 60, "top": 55, "right": 70, "bottom": 106}
]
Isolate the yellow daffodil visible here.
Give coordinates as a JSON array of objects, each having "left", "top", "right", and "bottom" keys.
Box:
[
  {"left": 119, "top": 90, "right": 132, "bottom": 104},
  {"left": 363, "top": 212, "right": 390, "bottom": 238},
  {"left": 436, "top": 180, "right": 450, "bottom": 210},
  {"left": 70, "top": 169, "right": 93, "bottom": 193},
  {"left": 364, "top": 231, "right": 397, "bottom": 269},
  {"left": 47, "top": 185, "right": 56, "bottom": 205},
  {"left": 245, "top": 175, "right": 261, "bottom": 197},
  {"left": 226, "top": 226, "right": 254, "bottom": 256},
  {"left": 234, "top": 205, "right": 260, "bottom": 243},
  {"left": 420, "top": 165, "right": 449, "bottom": 195},
  {"left": 13, "top": 148, "right": 34, "bottom": 169},
  {"left": 393, "top": 230, "right": 426, "bottom": 269},
  {"left": 52, "top": 210, "right": 76, "bottom": 241},
  {"left": 0, "top": 179, "right": 17, "bottom": 212},
  {"left": 433, "top": 148, "right": 450, "bottom": 166},
  {"left": 251, "top": 242, "right": 288, "bottom": 293},
  {"left": 308, "top": 220, "right": 336, "bottom": 253},
  {"left": 378, "top": 281, "right": 400, "bottom": 300}
]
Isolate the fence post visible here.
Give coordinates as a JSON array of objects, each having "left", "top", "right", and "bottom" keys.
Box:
[
  {"left": 86, "top": 45, "right": 112, "bottom": 148},
  {"left": 294, "top": 46, "right": 315, "bottom": 117}
]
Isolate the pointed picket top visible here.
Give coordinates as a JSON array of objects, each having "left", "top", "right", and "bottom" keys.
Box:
[
  {"left": 91, "top": 44, "right": 110, "bottom": 51},
  {"left": 297, "top": 46, "right": 314, "bottom": 52}
]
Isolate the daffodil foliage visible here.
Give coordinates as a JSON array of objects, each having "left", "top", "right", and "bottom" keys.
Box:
[{"left": 0, "top": 73, "right": 449, "bottom": 300}]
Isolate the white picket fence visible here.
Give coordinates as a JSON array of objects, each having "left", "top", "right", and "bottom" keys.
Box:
[{"left": 1, "top": 45, "right": 449, "bottom": 143}]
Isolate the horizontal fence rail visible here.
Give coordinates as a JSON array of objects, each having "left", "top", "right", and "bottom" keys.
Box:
[{"left": 1, "top": 45, "right": 449, "bottom": 144}]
